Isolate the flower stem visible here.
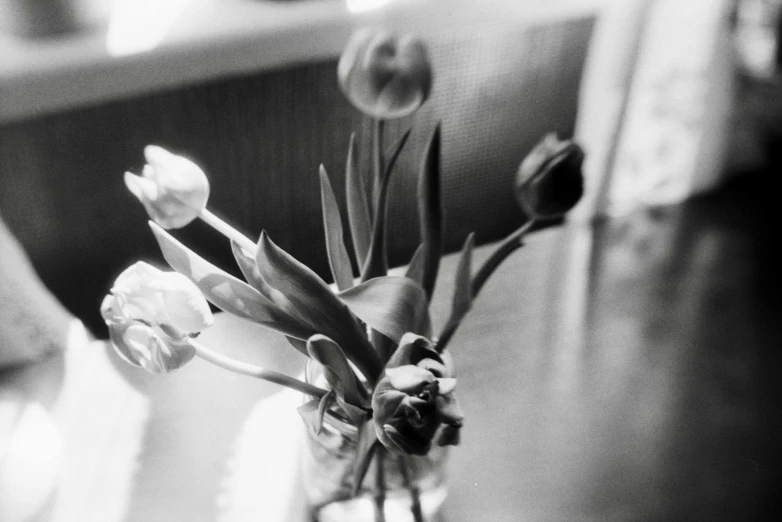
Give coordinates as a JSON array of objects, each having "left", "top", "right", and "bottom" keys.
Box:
[
  {"left": 436, "top": 219, "right": 536, "bottom": 353},
  {"left": 471, "top": 219, "right": 536, "bottom": 298},
  {"left": 399, "top": 456, "right": 424, "bottom": 522},
  {"left": 372, "top": 118, "right": 385, "bottom": 216},
  {"left": 199, "top": 208, "right": 257, "bottom": 253},
  {"left": 373, "top": 449, "right": 387, "bottom": 522},
  {"left": 191, "top": 341, "right": 328, "bottom": 398}
]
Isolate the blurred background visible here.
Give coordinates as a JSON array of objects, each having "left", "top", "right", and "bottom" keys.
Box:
[{"left": 2, "top": 1, "right": 782, "bottom": 521}]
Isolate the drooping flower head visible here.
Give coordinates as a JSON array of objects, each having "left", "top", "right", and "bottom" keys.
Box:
[
  {"left": 124, "top": 145, "right": 210, "bottom": 229},
  {"left": 338, "top": 29, "right": 432, "bottom": 119},
  {"left": 101, "top": 261, "right": 213, "bottom": 373},
  {"left": 515, "top": 133, "right": 585, "bottom": 219},
  {"left": 372, "top": 333, "right": 463, "bottom": 456}
]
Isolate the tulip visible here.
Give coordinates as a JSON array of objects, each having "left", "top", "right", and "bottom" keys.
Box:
[
  {"left": 515, "top": 133, "right": 585, "bottom": 219},
  {"left": 101, "top": 261, "right": 213, "bottom": 373},
  {"left": 338, "top": 30, "right": 432, "bottom": 119},
  {"left": 124, "top": 145, "right": 210, "bottom": 229},
  {"left": 372, "top": 333, "right": 463, "bottom": 456}
]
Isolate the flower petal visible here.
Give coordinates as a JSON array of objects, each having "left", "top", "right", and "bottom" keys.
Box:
[
  {"left": 157, "top": 271, "right": 214, "bottom": 334},
  {"left": 435, "top": 377, "right": 457, "bottom": 395},
  {"left": 385, "top": 365, "right": 434, "bottom": 393},
  {"left": 124, "top": 172, "right": 159, "bottom": 202}
]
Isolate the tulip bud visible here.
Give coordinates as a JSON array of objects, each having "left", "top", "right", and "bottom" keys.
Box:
[
  {"left": 101, "top": 262, "right": 213, "bottom": 373},
  {"left": 515, "top": 133, "right": 585, "bottom": 219},
  {"left": 124, "top": 145, "right": 210, "bottom": 229},
  {"left": 371, "top": 333, "right": 463, "bottom": 456},
  {"left": 338, "top": 30, "right": 432, "bottom": 119}
]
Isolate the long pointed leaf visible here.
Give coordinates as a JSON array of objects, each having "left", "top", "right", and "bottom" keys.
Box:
[
  {"left": 232, "top": 241, "right": 313, "bottom": 357},
  {"left": 435, "top": 233, "right": 477, "bottom": 353},
  {"left": 418, "top": 124, "right": 443, "bottom": 301},
  {"left": 255, "top": 231, "right": 382, "bottom": 383},
  {"left": 339, "top": 276, "right": 431, "bottom": 342},
  {"left": 405, "top": 243, "right": 425, "bottom": 282},
  {"left": 149, "top": 222, "right": 310, "bottom": 339},
  {"left": 361, "top": 129, "right": 412, "bottom": 282},
  {"left": 346, "top": 133, "right": 372, "bottom": 268},
  {"left": 320, "top": 165, "right": 355, "bottom": 291},
  {"left": 451, "top": 233, "right": 475, "bottom": 323}
]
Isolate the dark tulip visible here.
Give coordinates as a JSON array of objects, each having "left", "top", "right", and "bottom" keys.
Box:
[
  {"left": 371, "top": 334, "right": 463, "bottom": 456},
  {"left": 515, "top": 133, "right": 585, "bottom": 219}
]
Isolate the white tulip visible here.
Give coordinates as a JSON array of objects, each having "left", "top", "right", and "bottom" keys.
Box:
[
  {"left": 124, "top": 145, "right": 210, "bottom": 229},
  {"left": 101, "top": 261, "right": 213, "bottom": 373}
]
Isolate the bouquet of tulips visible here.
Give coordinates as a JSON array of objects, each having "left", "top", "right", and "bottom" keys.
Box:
[{"left": 101, "top": 29, "right": 584, "bottom": 520}]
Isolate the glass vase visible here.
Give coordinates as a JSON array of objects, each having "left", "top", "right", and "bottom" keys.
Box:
[{"left": 302, "top": 361, "right": 449, "bottom": 522}]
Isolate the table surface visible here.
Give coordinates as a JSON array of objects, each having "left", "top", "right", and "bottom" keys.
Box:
[{"left": 1, "top": 183, "right": 781, "bottom": 522}]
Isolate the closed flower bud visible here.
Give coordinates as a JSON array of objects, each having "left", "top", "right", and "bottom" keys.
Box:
[
  {"left": 338, "top": 30, "right": 432, "bottom": 119},
  {"left": 124, "top": 145, "right": 210, "bottom": 229},
  {"left": 371, "top": 333, "right": 463, "bottom": 456},
  {"left": 101, "top": 262, "right": 213, "bottom": 373},
  {"left": 515, "top": 133, "right": 585, "bottom": 219}
]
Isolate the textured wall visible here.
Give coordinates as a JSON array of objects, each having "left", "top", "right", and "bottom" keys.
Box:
[{"left": 0, "top": 16, "right": 593, "bottom": 332}]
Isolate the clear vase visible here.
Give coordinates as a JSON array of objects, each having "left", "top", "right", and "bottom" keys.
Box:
[{"left": 302, "top": 361, "right": 449, "bottom": 522}]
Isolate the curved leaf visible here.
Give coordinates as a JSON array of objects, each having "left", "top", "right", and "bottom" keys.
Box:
[
  {"left": 149, "top": 222, "right": 310, "bottom": 339},
  {"left": 346, "top": 133, "right": 371, "bottom": 268},
  {"left": 361, "top": 128, "right": 412, "bottom": 282},
  {"left": 255, "top": 231, "right": 382, "bottom": 382},
  {"left": 339, "top": 276, "right": 431, "bottom": 342},
  {"left": 297, "top": 391, "right": 335, "bottom": 434},
  {"left": 320, "top": 165, "right": 354, "bottom": 291},
  {"left": 418, "top": 124, "right": 443, "bottom": 301},
  {"left": 307, "top": 335, "right": 369, "bottom": 413}
]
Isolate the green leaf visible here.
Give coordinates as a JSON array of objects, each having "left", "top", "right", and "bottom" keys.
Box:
[
  {"left": 405, "top": 244, "right": 425, "bottom": 282},
  {"left": 339, "top": 276, "right": 431, "bottom": 342},
  {"left": 307, "top": 335, "right": 370, "bottom": 424},
  {"left": 149, "top": 222, "right": 310, "bottom": 339},
  {"left": 346, "top": 133, "right": 372, "bottom": 269},
  {"left": 418, "top": 124, "right": 443, "bottom": 301},
  {"left": 255, "top": 231, "right": 382, "bottom": 383},
  {"left": 352, "top": 421, "right": 379, "bottom": 496},
  {"left": 360, "top": 129, "right": 412, "bottom": 282},
  {"left": 319, "top": 165, "right": 355, "bottom": 291},
  {"left": 451, "top": 232, "right": 474, "bottom": 324}
]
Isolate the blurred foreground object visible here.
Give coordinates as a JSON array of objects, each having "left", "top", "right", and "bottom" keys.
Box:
[
  {"left": 0, "top": 213, "right": 75, "bottom": 366},
  {"left": 0, "top": 0, "right": 109, "bottom": 38}
]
